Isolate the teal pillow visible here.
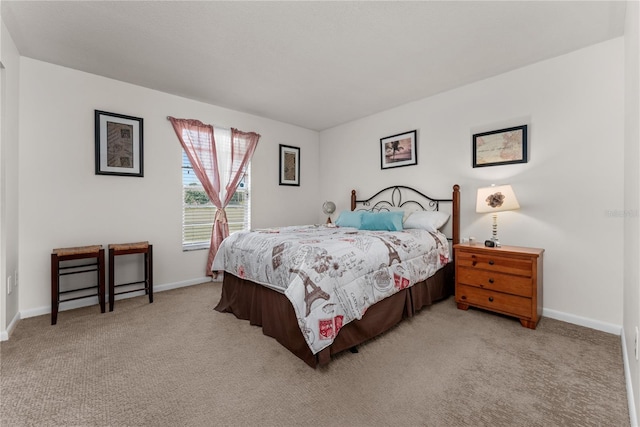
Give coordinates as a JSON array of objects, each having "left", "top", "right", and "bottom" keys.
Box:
[
  {"left": 360, "top": 211, "right": 404, "bottom": 231},
  {"left": 335, "top": 211, "right": 364, "bottom": 228}
]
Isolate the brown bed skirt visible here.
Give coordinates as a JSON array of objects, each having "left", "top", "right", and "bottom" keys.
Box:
[{"left": 214, "top": 262, "right": 454, "bottom": 368}]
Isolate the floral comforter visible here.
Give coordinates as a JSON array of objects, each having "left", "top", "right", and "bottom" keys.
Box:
[{"left": 212, "top": 225, "right": 450, "bottom": 355}]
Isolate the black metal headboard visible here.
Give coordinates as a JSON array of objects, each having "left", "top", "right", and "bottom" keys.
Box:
[{"left": 350, "top": 185, "right": 460, "bottom": 244}]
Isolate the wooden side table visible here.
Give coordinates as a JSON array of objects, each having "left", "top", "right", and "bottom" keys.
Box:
[{"left": 454, "top": 242, "right": 544, "bottom": 329}]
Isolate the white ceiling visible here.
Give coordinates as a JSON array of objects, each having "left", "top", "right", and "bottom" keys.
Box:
[{"left": 1, "top": 1, "right": 627, "bottom": 131}]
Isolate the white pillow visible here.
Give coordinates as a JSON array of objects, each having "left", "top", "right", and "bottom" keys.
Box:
[{"left": 403, "top": 211, "right": 450, "bottom": 232}]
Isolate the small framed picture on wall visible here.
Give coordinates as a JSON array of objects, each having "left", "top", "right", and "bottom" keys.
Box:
[
  {"left": 95, "top": 110, "right": 144, "bottom": 177},
  {"left": 472, "top": 125, "right": 528, "bottom": 168},
  {"left": 279, "top": 144, "right": 300, "bottom": 186},
  {"left": 380, "top": 130, "right": 417, "bottom": 169}
]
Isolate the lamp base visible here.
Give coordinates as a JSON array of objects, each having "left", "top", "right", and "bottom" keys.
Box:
[{"left": 491, "top": 213, "right": 501, "bottom": 247}]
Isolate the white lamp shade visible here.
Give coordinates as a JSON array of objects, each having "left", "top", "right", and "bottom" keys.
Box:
[{"left": 476, "top": 185, "right": 520, "bottom": 213}]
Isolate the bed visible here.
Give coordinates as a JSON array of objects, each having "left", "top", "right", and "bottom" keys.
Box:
[{"left": 213, "top": 184, "right": 460, "bottom": 367}]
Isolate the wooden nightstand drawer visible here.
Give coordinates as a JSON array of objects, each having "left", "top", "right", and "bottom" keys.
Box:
[
  {"left": 456, "top": 284, "right": 532, "bottom": 319},
  {"left": 454, "top": 243, "right": 544, "bottom": 329},
  {"left": 457, "top": 267, "right": 532, "bottom": 297},
  {"left": 457, "top": 251, "right": 532, "bottom": 277}
]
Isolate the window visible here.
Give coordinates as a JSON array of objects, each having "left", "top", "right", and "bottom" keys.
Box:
[{"left": 181, "top": 129, "right": 251, "bottom": 251}]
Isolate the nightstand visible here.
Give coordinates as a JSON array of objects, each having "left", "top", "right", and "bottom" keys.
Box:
[{"left": 454, "top": 242, "right": 544, "bottom": 329}]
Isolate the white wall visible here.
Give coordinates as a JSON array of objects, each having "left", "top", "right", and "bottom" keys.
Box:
[
  {"left": 624, "top": 0, "right": 640, "bottom": 422},
  {"left": 320, "top": 38, "right": 625, "bottom": 329},
  {"left": 17, "top": 58, "right": 319, "bottom": 315},
  {"left": 0, "top": 17, "right": 20, "bottom": 337}
]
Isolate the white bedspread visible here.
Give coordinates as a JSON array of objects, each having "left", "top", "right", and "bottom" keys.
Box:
[{"left": 212, "top": 225, "right": 449, "bottom": 354}]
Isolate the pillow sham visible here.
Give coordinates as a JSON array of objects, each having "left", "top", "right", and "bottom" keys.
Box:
[
  {"left": 403, "top": 210, "right": 450, "bottom": 232},
  {"left": 360, "top": 211, "right": 404, "bottom": 231},
  {"left": 335, "top": 210, "right": 364, "bottom": 228},
  {"left": 387, "top": 206, "right": 411, "bottom": 223}
]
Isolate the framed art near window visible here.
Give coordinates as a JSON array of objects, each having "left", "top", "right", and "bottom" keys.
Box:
[
  {"left": 380, "top": 130, "right": 417, "bottom": 169},
  {"left": 279, "top": 144, "right": 300, "bottom": 186},
  {"left": 95, "top": 110, "right": 144, "bottom": 177},
  {"left": 472, "top": 125, "right": 528, "bottom": 168}
]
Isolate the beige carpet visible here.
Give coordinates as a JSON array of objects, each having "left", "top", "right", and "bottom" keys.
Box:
[{"left": 0, "top": 282, "right": 629, "bottom": 426}]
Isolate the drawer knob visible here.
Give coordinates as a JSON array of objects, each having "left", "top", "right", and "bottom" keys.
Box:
[
  {"left": 461, "top": 295, "right": 467, "bottom": 300},
  {"left": 488, "top": 260, "right": 495, "bottom": 265},
  {"left": 471, "top": 255, "right": 477, "bottom": 267},
  {"left": 488, "top": 278, "right": 494, "bottom": 284},
  {"left": 488, "top": 297, "right": 494, "bottom": 302}
]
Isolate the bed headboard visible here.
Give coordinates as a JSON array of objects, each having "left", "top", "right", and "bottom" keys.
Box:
[{"left": 350, "top": 184, "right": 460, "bottom": 244}]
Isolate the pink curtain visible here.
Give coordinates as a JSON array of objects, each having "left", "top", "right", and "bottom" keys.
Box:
[{"left": 168, "top": 117, "right": 260, "bottom": 275}]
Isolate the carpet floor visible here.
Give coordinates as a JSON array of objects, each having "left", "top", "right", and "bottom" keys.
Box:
[{"left": 0, "top": 282, "right": 630, "bottom": 426}]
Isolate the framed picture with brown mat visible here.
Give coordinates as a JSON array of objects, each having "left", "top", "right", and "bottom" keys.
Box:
[
  {"left": 279, "top": 144, "right": 300, "bottom": 186},
  {"left": 95, "top": 110, "right": 144, "bottom": 177}
]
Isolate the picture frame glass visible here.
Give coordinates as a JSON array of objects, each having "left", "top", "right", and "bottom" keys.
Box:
[
  {"left": 279, "top": 144, "right": 300, "bottom": 186},
  {"left": 473, "top": 125, "right": 528, "bottom": 168},
  {"left": 380, "top": 130, "right": 417, "bottom": 169},
  {"left": 95, "top": 110, "right": 144, "bottom": 177}
]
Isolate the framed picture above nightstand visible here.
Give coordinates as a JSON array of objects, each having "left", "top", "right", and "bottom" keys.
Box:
[{"left": 454, "top": 242, "right": 544, "bottom": 329}]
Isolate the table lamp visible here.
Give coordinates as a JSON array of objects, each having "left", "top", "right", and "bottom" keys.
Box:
[{"left": 476, "top": 184, "right": 520, "bottom": 247}]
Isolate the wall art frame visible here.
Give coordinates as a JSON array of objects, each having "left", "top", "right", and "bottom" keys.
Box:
[
  {"left": 95, "top": 110, "right": 144, "bottom": 177},
  {"left": 380, "top": 130, "right": 417, "bottom": 169},
  {"left": 279, "top": 144, "right": 300, "bottom": 186},
  {"left": 472, "top": 124, "right": 528, "bottom": 168}
]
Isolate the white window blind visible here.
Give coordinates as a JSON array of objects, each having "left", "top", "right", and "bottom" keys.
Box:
[{"left": 181, "top": 128, "right": 250, "bottom": 251}]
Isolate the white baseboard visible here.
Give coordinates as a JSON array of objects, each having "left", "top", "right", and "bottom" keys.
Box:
[
  {"left": 17, "top": 277, "right": 212, "bottom": 321},
  {"left": 154, "top": 276, "right": 214, "bottom": 292},
  {"left": 621, "top": 329, "right": 639, "bottom": 427},
  {"left": 0, "top": 310, "right": 20, "bottom": 341},
  {"left": 542, "top": 307, "right": 622, "bottom": 335}
]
